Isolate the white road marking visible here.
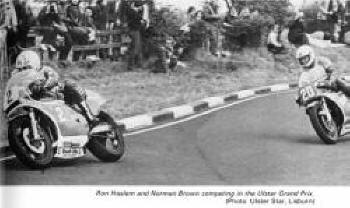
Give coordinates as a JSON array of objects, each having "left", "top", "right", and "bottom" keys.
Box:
[{"left": 125, "top": 90, "right": 294, "bottom": 137}]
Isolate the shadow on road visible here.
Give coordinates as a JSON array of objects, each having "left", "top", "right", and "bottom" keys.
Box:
[
  {"left": 1, "top": 157, "right": 102, "bottom": 171},
  {"left": 295, "top": 135, "right": 350, "bottom": 145},
  {"left": 261, "top": 132, "right": 350, "bottom": 145}
]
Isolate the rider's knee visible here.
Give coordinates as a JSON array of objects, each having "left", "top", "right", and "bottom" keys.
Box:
[{"left": 63, "top": 80, "right": 86, "bottom": 105}]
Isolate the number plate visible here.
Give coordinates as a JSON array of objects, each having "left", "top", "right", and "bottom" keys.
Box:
[
  {"left": 300, "top": 86, "right": 317, "bottom": 102},
  {"left": 56, "top": 147, "right": 84, "bottom": 158}
]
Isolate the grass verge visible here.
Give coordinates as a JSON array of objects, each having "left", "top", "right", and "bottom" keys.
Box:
[{"left": 54, "top": 47, "right": 302, "bottom": 119}]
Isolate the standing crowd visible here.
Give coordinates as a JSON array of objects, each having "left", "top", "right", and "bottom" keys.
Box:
[
  {"left": 1, "top": 0, "right": 153, "bottom": 71},
  {"left": 1, "top": 0, "right": 349, "bottom": 73}
]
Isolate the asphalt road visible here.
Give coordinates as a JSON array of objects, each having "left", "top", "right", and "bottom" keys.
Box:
[{"left": 3, "top": 91, "right": 350, "bottom": 185}]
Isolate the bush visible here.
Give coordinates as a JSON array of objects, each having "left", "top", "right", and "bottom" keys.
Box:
[
  {"left": 224, "top": 15, "right": 274, "bottom": 48},
  {"left": 223, "top": 0, "right": 294, "bottom": 48},
  {"left": 143, "top": 5, "right": 186, "bottom": 57},
  {"left": 233, "top": 0, "right": 294, "bottom": 26},
  {"left": 143, "top": 0, "right": 295, "bottom": 55}
]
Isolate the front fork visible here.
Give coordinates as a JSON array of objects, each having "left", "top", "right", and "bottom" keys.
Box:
[
  {"left": 308, "top": 98, "right": 335, "bottom": 132},
  {"left": 306, "top": 98, "right": 331, "bottom": 119},
  {"left": 29, "top": 108, "right": 41, "bottom": 141},
  {"left": 320, "top": 98, "right": 333, "bottom": 122}
]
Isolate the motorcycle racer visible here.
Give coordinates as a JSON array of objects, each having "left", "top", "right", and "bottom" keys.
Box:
[
  {"left": 12, "top": 50, "right": 98, "bottom": 127},
  {"left": 296, "top": 45, "right": 350, "bottom": 98}
]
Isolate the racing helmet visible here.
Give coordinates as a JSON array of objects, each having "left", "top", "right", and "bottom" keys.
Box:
[
  {"left": 295, "top": 45, "right": 315, "bottom": 69},
  {"left": 15, "top": 50, "right": 41, "bottom": 72}
]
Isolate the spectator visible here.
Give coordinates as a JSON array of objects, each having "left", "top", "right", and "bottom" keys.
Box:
[
  {"left": 14, "top": 0, "right": 35, "bottom": 47},
  {"left": 81, "top": 7, "right": 96, "bottom": 29},
  {"left": 224, "top": 0, "right": 239, "bottom": 20},
  {"left": 267, "top": 24, "right": 285, "bottom": 54},
  {"left": 239, "top": 5, "right": 251, "bottom": 18},
  {"left": 91, "top": 0, "right": 109, "bottom": 59},
  {"left": 227, "top": 6, "right": 238, "bottom": 19},
  {"left": 66, "top": 0, "right": 82, "bottom": 26},
  {"left": 122, "top": 0, "right": 150, "bottom": 71},
  {"left": 319, "top": 0, "right": 346, "bottom": 42},
  {"left": 93, "top": 0, "right": 108, "bottom": 30},
  {"left": 180, "top": 6, "right": 197, "bottom": 33},
  {"left": 2, "top": 0, "right": 17, "bottom": 64},
  {"left": 57, "top": 0, "right": 66, "bottom": 20},
  {"left": 38, "top": 3, "right": 60, "bottom": 27},
  {"left": 66, "top": 2, "right": 92, "bottom": 56},
  {"left": 288, "top": 12, "right": 308, "bottom": 47},
  {"left": 3, "top": 0, "right": 17, "bottom": 40},
  {"left": 198, "top": 10, "right": 207, "bottom": 20},
  {"left": 106, "top": 0, "right": 122, "bottom": 30},
  {"left": 151, "top": 35, "right": 180, "bottom": 73},
  {"left": 114, "top": 0, "right": 123, "bottom": 27},
  {"left": 202, "top": 0, "right": 223, "bottom": 55},
  {"left": 187, "top": 6, "right": 197, "bottom": 21},
  {"left": 108, "top": 0, "right": 123, "bottom": 61},
  {"left": 186, "top": 10, "right": 207, "bottom": 50},
  {"left": 7, "top": 0, "right": 36, "bottom": 62},
  {"left": 2, "top": 0, "right": 17, "bottom": 31},
  {"left": 38, "top": 2, "right": 73, "bottom": 60},
  {"left": 250, "top": 7, "right": 260, "bottom": 19}
]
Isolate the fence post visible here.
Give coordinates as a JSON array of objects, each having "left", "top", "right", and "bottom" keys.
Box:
[{"left": 108, "top": 31, "right": 113, "bottom": 57}]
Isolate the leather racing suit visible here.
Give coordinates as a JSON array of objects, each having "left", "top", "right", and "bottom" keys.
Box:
[
  {"left": 18, "top": 66, "right": 96, "bottom": 125},
  {"left": 298, "top": 56, "right": 350, "bottom": 97}
]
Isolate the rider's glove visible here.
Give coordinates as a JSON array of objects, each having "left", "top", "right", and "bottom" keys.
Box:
[
  {"left": 29, "top": 80, "right": 46, "bottom": 97},
  {"left": 317, "top": 80, "right": 338, "bottom": 91}
]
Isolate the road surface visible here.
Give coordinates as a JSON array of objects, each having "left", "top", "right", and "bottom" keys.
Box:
[{"left": 2, "top": 91, "right": 350, "bottom": 185}]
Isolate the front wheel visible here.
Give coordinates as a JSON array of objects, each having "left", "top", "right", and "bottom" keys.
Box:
[
  {"left": 308, "top": 103, "right": 339, "bottom": 144},
  {"left": 8, "top": 115, "right": 54, "bottom": 169},
  {"left": 87, "top": 111, "right": 124, "bottom": 162}
]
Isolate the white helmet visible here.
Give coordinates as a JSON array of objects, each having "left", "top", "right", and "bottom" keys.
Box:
[
  {"left": 15, "top": 50, "right": 41, "bottom": 72},
  {"left": 295, "top": 45, "right": 315, "bottom": 69}
]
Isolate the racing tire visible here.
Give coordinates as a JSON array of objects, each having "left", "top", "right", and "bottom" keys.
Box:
[
  {"left": 87, "top": 111, "right": 124, "bottom": 162},
  {"left": 8, "top": 116, "right": 54, "bottom": 169},
  {"left": 308, "top": 104, "right": 339, "bottom": 144}
]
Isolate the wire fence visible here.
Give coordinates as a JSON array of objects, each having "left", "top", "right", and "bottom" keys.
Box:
[
  {"left": 0, "top": 0, "right": 9, "bottom": 138},
  {"left": 1, "top": 0, "right": 10, "bottom": 87}
]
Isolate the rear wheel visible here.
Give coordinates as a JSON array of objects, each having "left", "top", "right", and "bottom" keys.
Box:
[
  {"left": 87, "top": 111, "right": 124, "bottom": 162},
  {"left": 8, "top": 115, "right": 54, "bottom": 169},
  {"left": 308, "top": 103, "right": 339, "bottom": 144}
]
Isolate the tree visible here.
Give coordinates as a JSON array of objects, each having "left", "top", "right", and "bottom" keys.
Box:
[{"left": 227, "top": 0, "right": 294, "bottom": 25}]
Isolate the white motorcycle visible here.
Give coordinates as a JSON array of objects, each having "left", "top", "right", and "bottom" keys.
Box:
[
  {"left": 3, "top": 70, "right": 125, "bottom": 169},
  {"left": 297, "top": 73, "right": 350, "bottom": 144}
]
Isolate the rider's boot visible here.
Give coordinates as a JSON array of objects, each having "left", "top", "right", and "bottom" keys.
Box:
[{"left": 77, "top": 101, "right": 99, "bottom": 128}]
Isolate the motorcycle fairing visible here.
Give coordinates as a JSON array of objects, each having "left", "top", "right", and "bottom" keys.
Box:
[
  {"left": 8, "top": 101, "right": 89, "bottom": 159},
  {"left": 317, "top": 93, "right": 350, "bottom": 135},
  {"left": 3, "top": 69, "right": 45, "bottom": 112}
]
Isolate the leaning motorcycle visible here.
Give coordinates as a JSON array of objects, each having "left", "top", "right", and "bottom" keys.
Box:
[
  {"left": 3, "top": 70, "right": 124, "bottom": 169},
  {"left": 297, "top": 74, "right": 350, "bottom": 144}
]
